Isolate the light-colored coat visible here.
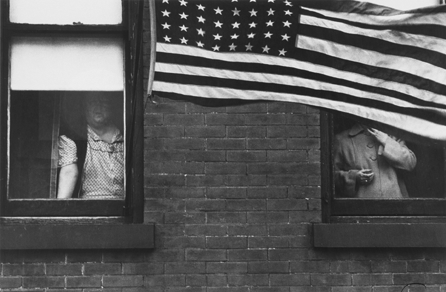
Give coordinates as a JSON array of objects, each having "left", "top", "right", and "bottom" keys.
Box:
[{"left": 334, "top": 124, "right": 417, "bottom": 198}]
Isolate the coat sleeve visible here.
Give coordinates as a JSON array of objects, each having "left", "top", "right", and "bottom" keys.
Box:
[
  {"left": 381, "top": 137, "right": 417, "bottom": 171},
  {"left": 333, "top": 134, "right": 360, "bottom": 198}
]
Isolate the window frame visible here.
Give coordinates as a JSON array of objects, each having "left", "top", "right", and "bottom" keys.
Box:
[
  {"left": 0, "top": 0, "right": 144, "bottom": 223},
  {"left": 320, "top": 111, "right": 446, "bottom": 223}
]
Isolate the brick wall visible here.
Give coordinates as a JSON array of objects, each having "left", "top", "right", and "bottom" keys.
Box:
[{"left": 2, "top": 1, "right": 446, "bottom": 292}]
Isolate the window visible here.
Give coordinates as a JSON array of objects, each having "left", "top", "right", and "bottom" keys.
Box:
[{"left": 1, "top": 0, "right": 145, "bottom": 224}]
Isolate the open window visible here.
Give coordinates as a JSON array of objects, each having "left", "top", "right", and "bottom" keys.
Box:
[{"left": 0, "top": 0, "right": 151, "bottom": 249}]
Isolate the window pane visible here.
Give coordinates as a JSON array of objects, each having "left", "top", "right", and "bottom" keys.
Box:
[
  {"left": 9, "top": 91, "right": 125, "bottom": 200},
  {"left": 10, "top": 0, "right": 122, "bottom": 25},
  {"left": 11, "top": 37, "right": 124, "bottom": 91},
  {"left": 332, "top": 116, "right": 445, "bottom": 199}
]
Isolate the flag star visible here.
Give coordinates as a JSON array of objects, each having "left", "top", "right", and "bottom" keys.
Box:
[
  {"left": 197, "top": 16, "right": 205, "bottom": 23},
  {"left": 250, "top": 0, "right": 256, "bottom": 2},
  {"left": 264, "top": 31, "right": 273, "bottom": 38},
  {"left": 179, "top": 25, "right": 188, "bottom": 31},
  {"left": 179, "top": 0, "right": 187, "bottom": 6},
  {"left": 197, "top": 41, "right": 204, "bottom": 47},
  {"left": 279, "top": 49, "right": 286, "bottom": 56},
  {"left": 161, "top": 10, "right": 171, "bottom": 17},
  {"left": 229, "top": 43, "right": 237, "bottom": 51},
  {"left": 267, "top": 8, "right": 275, "bottom": 16},
  {"left": 232, "top": 8, "right": 241, "bottom": 16},
  {"left": 230, "top": 33, "right": 239, "bottom": 39},
  {"left": 213, "top": 34, "right": 222, "bottom": 40},
  {"left": 232, "top": 22, "right": 241, "bottom": 29},
  {"left": 281, "top": 34, "right": 290, "bottom": 41},
  {"left": 162, "top": 0, "right": 169, "bottom": 3},
  {"left": 180, "top": 37, "right": 188, "bottom": 44},
  {"left": 197, "top": 28, "right": 205, "bottom": 36},
  {"left": 247, "top": 32, "right": 255, "bottom": 38},
  {"left": 232, "top": 0, "right": 238, "bottom": 1},
  {"left": 262, "top": 45, "right": 270, "bottom": 53},
  {"left": 249, "top": 22, "right": 257, "bottom": 28},
  {"left": 214, "top": 20, "right": 223, "bottom": 28},
  {"left": 214, "top": 7, "right": 223, "bottom": 14},
  {"left": 284, "top": 10, "right": 293, "bottom": 16},
  {"left": 179, "top": 12, "right": 188, "bottom": 19},
  {"left": 266, "top": 20, "right": 274, "bottom": 27},
  {"left": 283, "top": 20, "right": 292, "bottom": 27},
  {"left": 163, "top": 35, "right": 171, "bottom": 42},
  {"left": 162, "top": 22, "right": 171, "bottom": 29},
  {"left": 197, "top": 4, "right": 205, "bottom": 10},
  {"left": 284, "top": 0, "right": 292, "bottom": 6},
  {"left": 245, "top": 43, "right": 253, "bottom": 51},
  {"left": 268, "top": 0, "right": 275, "bottom": 2},
  {"left": 212, "top": 45, "right": 220, "bottom": 51},
  {"left": 249, "top": 9, "right": 258, "bottom": 17}
]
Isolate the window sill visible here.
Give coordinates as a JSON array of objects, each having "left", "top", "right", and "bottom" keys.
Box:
[
  {"left": 0, "top": 219, "right": 155, "bottom": 250},
  {"left": 313, "top": 223, "right": 446, "bottom": 248}
]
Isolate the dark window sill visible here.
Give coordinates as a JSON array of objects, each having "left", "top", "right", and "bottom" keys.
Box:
[
  {"left": 313, "top": 223, "right": 446, "bottom": 248},
  {"left": 0, "top": 219, "right": 155, "bottom": 250}
]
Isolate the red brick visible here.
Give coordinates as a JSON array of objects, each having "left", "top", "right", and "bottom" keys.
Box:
[
  {"left": 0, "top": 277, "right": 22, "bottom": 288},
  {"left": 165, "top": 187, "right": 206, "bottom": 198},
  {"left": 206, "top": 262, "right": 247, "bottom": 274},
  {"left": 3, "top": 264, "right": 45, "bottom": 276},
  {"left": 186, "top": 199, "right": 226, "bottom": 211},
  {"left": 269, "top": 249, "right": 308, "bottom": 261},
  {"left": 46, "top": 264, "right": 83, "bottom": 276},
  {"left": 289, "top": 211, "right": 321, "bottom": 223},
  {"left": 228, "top": 249, "right": 267, "bottom": 261},
  {"left": 267, "top": 199, "right": 307, "bottom": 211},
  {"left": 205, "top": 163, "right": 246, "bottom": 174},
  {"left": 146, "top": 161, "right": 205, "bottom": 174},
  {"left": 290, "top": 261, "right": 330, "bottom": 273},
  {"left": 66, "top": 276, "right": 102, "bottom": 288},
  {"left": 247, "top": 139, "right": 287, "bottom": 150},
  {"left": 268, "top": 103, "right": 307, "bottom": 114},
  {"left": 207, "top": 274, "right": 228, "bottom": 287},
  {"left": 270, "top": 274, "right": 311, "bottom": 286},
  {"left": 186, "top": 151, "right": 226, "bottom": 162},
  {"left": 227, "top": 274, "right": 269, "bottom": 286},
  {"left": 227, "top": 151, "right": 266, "bottom": 162},
  {"left": 226, "top": 103, "right": 267, "bottom": 113},
  {"left": 84, "top": 263, "right": 122, "bottom": 275},
  {"left": 226, "top": 199, "right": 266, "bottom": 211},
  {"left": 186, "top": 274, "right": 207, "bottom": 287},
  {"left": 162, "top": 236, "right": 206, "bottom": 249},
  {"left": 206, "top": 114, "right": 245, "bottom": 125},
  {"left": 287, "top": 138, "right": 320, "bottom": 150},
  {"left": 267, "top": 126, "right": 307, "bottom": 138},
  {"left": 103, "top": 250, "right": 149, "bottom": 263},
  {"left": 164, "top": 114, "right": 204, "bottom": 125},
  {"left": 144, "top": 274, "right": 186, "bottom": 287},
  {"left": 248, "top": 261, "right": 289, "bottom": 274},
  {"left": 145, "top": 113, "right": 163, "bottom": 125},
  {"left": 22, "top": 251, "right": 65, "bottom": 263},
  {"left": 23, "top": 277, "right": 65, "bottom": 288},
  {"left": 144, "top": 149, "right": 186, "bottom": 161},
  {"left": 207, "top": 187, "right": 247, "bottom": 199},
  {"left": 371, "top": 261, "right": 407, "bottom": 273},
  {"left": 185, "top": 225, "right": 227, "bottom": 236},
  {"left": 248, "top": 237, "right": 289, "bottom": 248},
  {"left": 226, "top": 175, "right": 267, "bottom": 186},
  {"left": 247, "top": 212, "right": 289, "bottom": 224},
  {"left": 352, "top": 274, "right": 392, "bottom": 286},
  {"left": 207, "top": 212, "right": 247, "bottom": 224},
  {"left": 206, "top": 237, "right": 247, "bottom": 249},
  {"left": 146, "top": 102, "right": 185, "bottom": 114},
  {"left": 163, "top": 138, "right": 206, "bottom": 150},
  {"left": 144, "top": 199, "right": 185, "bottom": 212},
  {"left": 245, "top": 114, "right": 286, "bottom": 125},
  {"left": 186, "top": 249, "right": 227, "bottom": 261},
  {"left": 165, "top": 262, "right": 206, "bottom": 274},
  {"left": 185, "top": 126, "right": 226, "bottom": 138},
  {"left": 145, "top": 126, "right": 184, "bottom": 138},
  {"left": 267, "top": 150, "right": 307, "bottom": 162},
  {"left": 227, "top": 126, "right": 266, "bottom": 138},
  {"left": 103, "top": 276, "right": 144, "bottom": 287},
  {"left": 407, "top": 261, "right": 439, "bottom": 272},
  {"left": 146, "top": 249, "right": 184, "bottom": 262},
  {"left": 122, "top": 263, "right": 164, "bottom": 275},
  {"left": 164, "top": 212, "right": 206, "bottom": 224},
  {"left": 67, "top": 251, "right": 102, "bottom": 263},
  {"left": 207, "top": 138, "right": 246, "bottom": 150},
  {"left": 144, "top": 174, "right": 185, "bottom": 186},
  {"left": 310, "top": 274, "right": 352, "bottom": 286},
  {"left": 228, "top": 225, "right": 268, "bottom": 236},
  {"left": 289, "top": 186, "right": 321, "bottom": 199},
  {"left": 267, "top": 174, "right": 308, "bottom": 186}
]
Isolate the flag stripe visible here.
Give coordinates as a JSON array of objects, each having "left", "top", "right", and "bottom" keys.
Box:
[
  {"left": 301, "top": 6, "right": 446, "bottom": 38},
  {"left": 300, "top": 14, "right": 446, "bottom": 56},
  {"left": 152, "top": 81, "right": 446, "bottom": 141},
  {"left": 157, "top": 43, "right": 446, "bottom": 108}
]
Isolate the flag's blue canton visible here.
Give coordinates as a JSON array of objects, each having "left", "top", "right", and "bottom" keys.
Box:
[{"left": 156, "top": 0, "right": 299, "bottom": 57}]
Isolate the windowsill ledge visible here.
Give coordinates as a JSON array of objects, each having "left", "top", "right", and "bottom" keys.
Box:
[
  {"left": 0, "top": 220, "right": 155, "bottom": 250},
  {"left": 313, "top": 223, "right": 446, "bottom": 248}
]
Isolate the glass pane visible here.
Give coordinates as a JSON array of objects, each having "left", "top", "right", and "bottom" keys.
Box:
[
  {"left": 11, "top": 37, "right": 124, "bottom": 91},
  {"left": 10, "top": 0, "right": 122, "bottom": 25},
  {"left": 9, "top": 91, "right": 125, "bottom": 200},
  {"left": 332, "top": 116, "right": 444, "bottom": 199}
]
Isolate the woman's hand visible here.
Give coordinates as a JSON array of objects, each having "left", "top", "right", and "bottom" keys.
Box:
[{"left": 357, "top": 169, "right": 374, "bottom": 185}]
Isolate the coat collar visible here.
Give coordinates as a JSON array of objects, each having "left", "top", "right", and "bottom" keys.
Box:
[{"left": 348, "top": 123, "right": 367, "bottom": 137}]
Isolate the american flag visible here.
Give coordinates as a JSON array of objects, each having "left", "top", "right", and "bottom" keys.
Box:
[{"left": 149, "top": 0, "right": 446, "bottom": 141}]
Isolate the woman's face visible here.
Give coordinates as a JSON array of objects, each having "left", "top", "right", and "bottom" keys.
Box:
[{"left": 85, "top": 95, "right": 113, "bottom": 128}]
